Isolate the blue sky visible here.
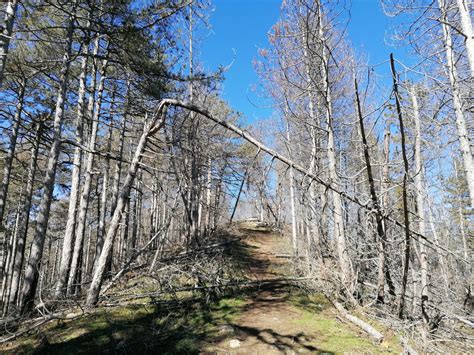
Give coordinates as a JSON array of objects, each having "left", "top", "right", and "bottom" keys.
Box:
[{"left": 200, "top": 0, "right": 410, "bottom": 124}]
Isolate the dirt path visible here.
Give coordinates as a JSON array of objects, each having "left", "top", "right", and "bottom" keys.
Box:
[{"left": 202, "top": 225, "right": 395, "bottom": 354}]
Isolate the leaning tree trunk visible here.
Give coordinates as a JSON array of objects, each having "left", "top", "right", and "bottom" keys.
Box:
[
  {"left": 0, "top": 79, "right": 25, "bottom": 288},
  {"left": 354, "top": 78, "right": 387, "bottom": 304},
  {"left": 68, "top": 58, "right": 108, "bottom": 295},
  {"left": 8, "top": 122, "right": 42, "bottom": 311},
  {"left": 86, "top": 105, "right": 168, "bottom": 307},
  {"left": 20, "top": 3, "right": 77, "bottom": 313},
  {"left": 0, "top": 0, "right": 19, "bottom": 85},
  {"left": 285, "top": 120, "right": 298, "bottom": 256},
  {"left": 55, "top": 38, "right": 89, "bottom": 298},
  {"left": 438, "top": 0, "right": 474, "bottom": 208},
  {"left": 390, "top": 54, "right": 412, "bottom": 319},
  {"left": 455, "top": 0, "right": 474, "bottom": 79}
]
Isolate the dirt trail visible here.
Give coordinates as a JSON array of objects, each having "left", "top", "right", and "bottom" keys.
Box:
[{"left": 202, "top": 225, "right": 394, "bottom": 354}]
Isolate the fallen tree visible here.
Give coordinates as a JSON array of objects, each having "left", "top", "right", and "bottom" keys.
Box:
[{"left": 85, "top": 98, "right": 468, "bottom": 307}]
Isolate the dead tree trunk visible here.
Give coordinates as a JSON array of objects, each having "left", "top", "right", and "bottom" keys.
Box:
[
  {"left": 86, "top": 107, "right": 168, "bottom": 307},
  {"left": 438, "top": 0, "right": 474, "bottom": 207},
  {"left": 0, "top": 0, "right": 19, "bottom": 85},
  {"left": 20, "top": 2, "right": 77, "bottom": 313},
  {"left": 390, "top": 54, "right": 412, "bottom": 319},
  {"left": 67, "top": 58, "right": 108, "bottom": 295},
  {"left": 7, "top": 121, "right": 43, "bottom": 311},
  {"left": 354, "top": 78, "right": 387, "bottom": 304},
  {"left": 55, "top": 37, "right": 89, "bottom": 298},
  {"left": 0, "top": 78, "right": 25, "bottom": 287},
  {"left": 409, "top": 86, "right": 430, "bottom": 327},
  {"left": 285, "top": 120, "right": 298, "bottom": 256}
]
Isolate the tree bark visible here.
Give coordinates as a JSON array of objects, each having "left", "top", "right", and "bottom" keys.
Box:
[
  {"left": 455, "top": 0, "right": 474, "bottom": 79},
  {"left": 285, "top": 120, "right": 298, "bottom": 256}
]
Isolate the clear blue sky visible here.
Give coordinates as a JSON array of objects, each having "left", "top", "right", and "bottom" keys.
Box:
[{"left": 200, "top": 0, "right": 408, "bottom": 124}]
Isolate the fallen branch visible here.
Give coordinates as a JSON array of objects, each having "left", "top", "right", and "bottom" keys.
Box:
[
  {"left": 330, "top": 298, "right": 384, "bottom": 344},
  {"left": 100, "top": 276, "right": 312, "bottom": 303},
  {"left": 0, "top": 311, "right": 83, "bottom": 344}
]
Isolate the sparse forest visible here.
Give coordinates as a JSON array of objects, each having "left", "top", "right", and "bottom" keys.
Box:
[{"left": 0, "top": 0, "right": 472, "bottom": 353}]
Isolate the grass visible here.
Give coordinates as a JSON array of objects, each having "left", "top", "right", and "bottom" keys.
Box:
[
  {"left": 289, "top": 291, "right": 402, "bottom": 354},
  {"left": 0, "top": 296, "right": 249, "bottom": 354}
]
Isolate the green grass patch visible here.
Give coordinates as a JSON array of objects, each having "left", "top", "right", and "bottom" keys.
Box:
[
  {"left": 289, "top": 291, "right": 401, "bottom": 353},
  {"left": 289, "top": 291, "right": 331, "bottom": 314},
  {"left": 1, "top": 296, "right": 249, "bottom": 355}
]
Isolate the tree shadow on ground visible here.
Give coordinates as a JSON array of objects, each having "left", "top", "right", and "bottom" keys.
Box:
[
  {"left": 3, "top": 293, "right": 334, "bottom": 355},
  {"left": 2, "top": 228, "right": 335, "bottom": 354}
]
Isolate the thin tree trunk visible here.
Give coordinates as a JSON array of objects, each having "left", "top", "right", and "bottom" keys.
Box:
[
  {"left": 439, "top": 0, "right": 474, "bottom": 207},
  {"left": 381, "top": 123, "right": 396, "bottom": 297},
  {"left": 0, "top": 0, "right": 19, "bottom": 85},
  {"left": 455, "top": 0, "right": 474, "bottom": 79},
  {"left": 354, "top": 78, "right": 387, "bottom": 304},
  {"left": 0, "top": 78, "right": 25, "bottom": 286},
  {"left": 390, "top": 54, "right": 412, "bottom": 319},
  {"left": 55, "top": 38, "right": 89, "bottom": 298},
  {"left": 285, "top": 120, "right": 298, "bottom": 256},
  {"left": 409, "top": 86, "right": 430, "bottom": 327},
  {"left": 8, "top": 121, "right": 42, "bottom": 311},
  {"left": 20, "top": 3, "right": 77, "bottom": 313},
  {"left": 67, "top": 58, "right": 108, "bottom": 295},
  {"left": 94, "top": 122, "right": 113, "bottom": 269}
]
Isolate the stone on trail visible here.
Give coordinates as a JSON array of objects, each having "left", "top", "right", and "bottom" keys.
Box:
[{"left": 229, "top": 339, "right": 241, "bottom": 348}]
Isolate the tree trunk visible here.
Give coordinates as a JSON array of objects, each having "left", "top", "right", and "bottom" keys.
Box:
[
  {"left": 390, "top": 54, "right": 412, "bottom": 319},
  {"left": 354, "top": 78, "right": 387, "bottom": 304},
  {"left": 20, "top": 3, "right": 77, "bottom": 313},
  {"left": 8, "top": 122, "right": 42, "bottom": 311},
  {"left": 285, "top": 120, "right": 298, "bottom": 256},
  {"left": 439, "top": 0, "right": 474, "bottom": 207},
  {"left": 55, "top": 38, "right": 89, "bottom": 298},
  {"left": 86, "top": 106, "right": 168, "bottom": 307},
  {"left": 409, "top": 86, "right": 430, "bottom": 326},
  {"left": 0, "top": 0, "right": 19, "bottom": 85},
  {"left": 455, "top": 0, "right": 474, "bottom": 79},
  {"left": 67, "top": 58, "right": 108, "bottom": 295},
  {"left": 0, "top": 79, "right": 25, "bottom": 286}
]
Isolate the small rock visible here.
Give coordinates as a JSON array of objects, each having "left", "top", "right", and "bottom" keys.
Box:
[{"left": 229, "top": 339, "right": 241, "bottom": 348}]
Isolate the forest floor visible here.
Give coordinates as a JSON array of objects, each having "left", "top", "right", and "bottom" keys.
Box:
[{"left": 0, "top": 222, "right": 402, "bottom": 354}]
